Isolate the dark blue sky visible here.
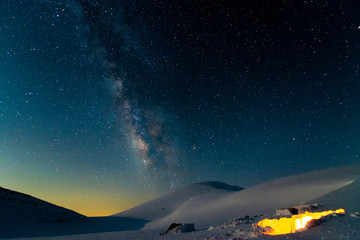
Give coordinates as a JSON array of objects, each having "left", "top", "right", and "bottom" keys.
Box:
[{"left": 0, "top": 0, "right": 359, "bottom": 216}]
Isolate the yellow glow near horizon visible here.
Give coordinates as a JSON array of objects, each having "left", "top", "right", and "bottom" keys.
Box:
[
  {"left": 0, "top": 167, "right": 148, "bottom": 217},
  {"left": 0, "top": 152, "right": 152, "bottom": 217},
  {"left": 43, "top": 191, "right": 144, "bottom": 217},
  {"left": 1, "top": 181, "right": 147, "bottom": 217}
]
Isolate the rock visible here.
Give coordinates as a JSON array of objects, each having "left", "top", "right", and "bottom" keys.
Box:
[
  {"left": 276, "top": 208, "right": 292, "bottom": 216},
  {"left": 166, "top": 223, "right": 182, "bottom": 233},
  {"left": 164, "top": 223, "right": 196, "bottom": 234},
  {"left": 276, "top": 203, "right": 320, "bottom": 216}
]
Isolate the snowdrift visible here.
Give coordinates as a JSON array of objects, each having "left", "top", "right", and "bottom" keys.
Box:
[
  {"left": 113, "top": 181, "right": 243, "bottom": 220},
  {"left": 142, "top": 165, "right": 360, "bottom": 229},
  {"left": 2, "top": 165, "right": 360, "bottom": 239}
]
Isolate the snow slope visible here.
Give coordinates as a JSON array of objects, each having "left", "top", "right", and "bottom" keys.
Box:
[
  {"left": 114, "top": 181, "right": 243, "bottom": 221},
  {"left": 144, "top": 165, "right": 360, "bottom": 229},
  {"left": 17, "top": 165, "right": 360, "bottom": 240}
]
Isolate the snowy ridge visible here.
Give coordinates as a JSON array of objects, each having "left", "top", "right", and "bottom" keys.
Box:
[
  {"left": 197, "top": 181, "right": 243, "bottom": 191},
  {"left": 113, "top": 181, "right": 243, "bottom": 221},
  {"left": 144, "top": 165, "right": 360, "bottom": 229},
  {"left": 3, "top": 165, "right": 360, "bottom": 239}
]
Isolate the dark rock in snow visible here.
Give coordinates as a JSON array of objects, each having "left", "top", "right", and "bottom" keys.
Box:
[
  {"left": 162, "top": 223, "right": 196, "bottom": 235},
  {"left": 165, "top": 223, "right": 183, "bottom": 234}
]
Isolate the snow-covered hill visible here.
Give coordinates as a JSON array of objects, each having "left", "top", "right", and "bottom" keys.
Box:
[
  {"left": 23, "top": 165, "right": 360, "bottom": 240},
  {"left": 144, "top": 165, "right": 360, "bottom": 229},
  {"left": 4, "top": 165, "right": 360, "bottom": 239},
  {"left": 114, "top": 181, "right": 243, "bottom": 221}
]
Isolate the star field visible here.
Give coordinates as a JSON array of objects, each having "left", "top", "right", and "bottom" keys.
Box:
[{"left": 0, "top": 0, "right": 359, "bottom": 216}]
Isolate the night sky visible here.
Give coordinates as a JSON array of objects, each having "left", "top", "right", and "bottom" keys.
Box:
[{"left": 1, "top": 0, "right": 360, "bottom": 216}]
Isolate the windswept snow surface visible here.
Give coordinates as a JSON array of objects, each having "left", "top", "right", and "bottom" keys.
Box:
[
  {"left": 144, "top": 165, "right": 360, "bottom": 229},
  {"left": 114, "top": 181, "right": 243, "bottom": 221},
  {"left": 7, "top": 165, "right": 360, "bottom": 239},
  {"left": 22, "top": 213, "right": 360, "bottom": 240}
]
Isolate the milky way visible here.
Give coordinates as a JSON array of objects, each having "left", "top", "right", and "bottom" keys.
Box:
[
  {"left": 1, "top": 0, "right": 360, "bottom": 216},
  {"left": 73, "top": 0, "right": 182, "bottom": 190}
]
